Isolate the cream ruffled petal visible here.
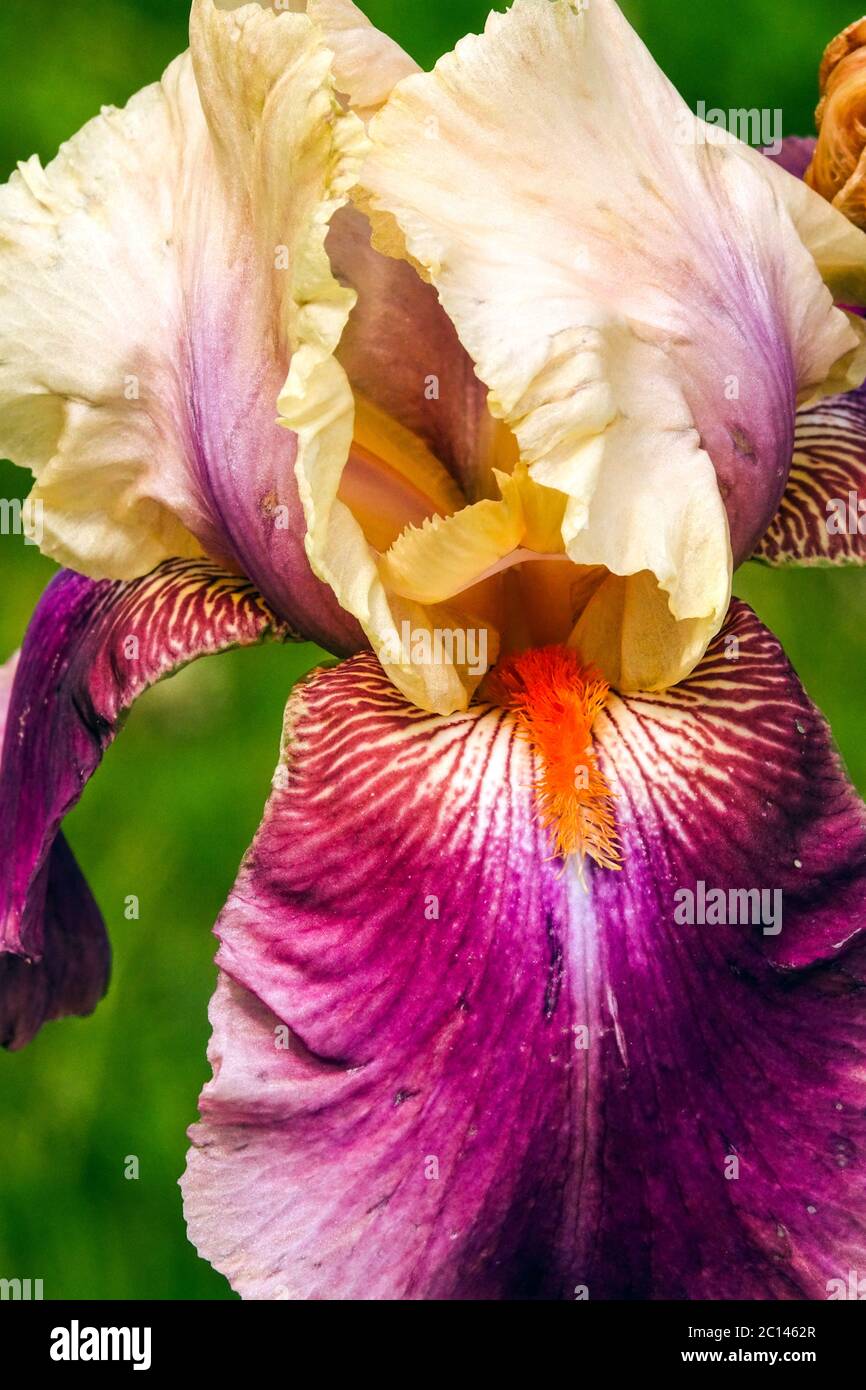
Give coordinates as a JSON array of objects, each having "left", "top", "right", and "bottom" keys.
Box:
[{"left": 361, "top": 0, "right": 866, "bottom": 691}]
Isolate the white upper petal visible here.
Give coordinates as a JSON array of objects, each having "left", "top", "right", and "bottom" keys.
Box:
[
  {"left": 360, "top": 0, "right": 866, "bottom": 690},
  {"left": 0, "top": 0, "right": 367, "bottom": 586}
]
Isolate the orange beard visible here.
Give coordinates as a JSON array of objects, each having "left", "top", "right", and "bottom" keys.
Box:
[{"left": 489, "top": 645, "right": 621, "bottom": 872}]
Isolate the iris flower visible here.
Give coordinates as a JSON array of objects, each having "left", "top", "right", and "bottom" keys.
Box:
[{"left": 3, "top": 0, "right": 866, "bottom": 1300}]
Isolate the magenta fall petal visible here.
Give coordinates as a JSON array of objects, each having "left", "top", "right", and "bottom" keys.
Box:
[
  {"left": 756, "top": 381, "right": 866, "bottom": 564},
  {"left": 0, "top": 653, "right": 108, "bottom": 1049},
  {"left": 182, "top": 604, "right": 866, "bottom": 1299},
  {"left": 0, "top": 558, "right": 292, "bottom": 1043}
]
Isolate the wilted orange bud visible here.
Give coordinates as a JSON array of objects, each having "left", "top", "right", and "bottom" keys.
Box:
[{"left": 806, "top": 18, "right": 866, "bottom": 227}]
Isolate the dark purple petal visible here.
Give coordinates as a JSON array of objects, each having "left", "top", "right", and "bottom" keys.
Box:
[
  {"left": 0, "top": 559, "right": 292, "bottom": 975},
  {"left": 0, "top": 835, "right": 109, "bottom": 1051},
  {"left": 182, "top": 608, "right": 866, "bottom": 1299},
  {"left": 755, "top": 381, "right": 866, "bottom": 563},
  {"left": 0, "top": 654, "right": 109, "bottom": 1048}
]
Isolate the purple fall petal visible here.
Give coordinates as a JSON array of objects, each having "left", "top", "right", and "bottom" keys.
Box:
[
  {"left": 0, "top": 559, "right": 291, "bottom": 983},
  {"left": 0, "top": 654, "right": 108, "bottom": 1048},
  {"left": 755, "top": 380, "right": 866, "bottom": 563},
  {"left": 184, "top": 657, "right": 583, "bottom": 1299},
  {"left": 588, "top": 604, "right": 866, "bottom": 1295},
  {"left": 599, "top": 601, "right": 866, "bottom": 970},
  {"left": 756, "top": 134, "right": 866, "bottom": 565},
  {"left": 182, "top": 607, "right": 866, "bottom": 1299},
  {"left": 0, "top": 835, "right": 110, "bottom": 1051}
]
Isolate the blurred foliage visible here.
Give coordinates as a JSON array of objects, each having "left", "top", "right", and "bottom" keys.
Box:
[{"left": 1, "top": 0, "right": 865, "bottom": 1299}]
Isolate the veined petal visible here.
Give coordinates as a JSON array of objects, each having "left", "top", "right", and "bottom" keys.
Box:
[
  {"left": 754, "top": 136, "right": 866, "bottom": 566},
  {"left": 0, "top": 655, "right": 109, "bottom": 1049},
  {"left": 0, "top": 560, "right": 291, "bottom": 977},
  {"left": 597, "top": 602, "right": 866, "bottom": 972},
  {"left": 183, "top": 654, "right": 587, "bottom": 1300},
  {"left": 182, "top": 613, "right": 866, "bottom": 1298},
  {"left": 755, "top": 381, "right": 866, "bottom": 564},
  {"left": 361, "top": 0, "right": 866, "bottom": 690},
  {"left": 0, "top": 0, "right": 366, "bottom": 653}
]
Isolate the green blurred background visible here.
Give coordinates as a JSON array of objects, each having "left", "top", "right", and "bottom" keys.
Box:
[{"left": 1, "top": 0, "right": 865, "bottom": 1300}]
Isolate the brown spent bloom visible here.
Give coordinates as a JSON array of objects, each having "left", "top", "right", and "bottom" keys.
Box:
[{"left": 806, "top": 17, "right": 866, "bottom": 227}]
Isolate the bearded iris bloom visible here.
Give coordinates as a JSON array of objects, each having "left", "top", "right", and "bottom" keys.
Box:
[{"left": 3, "top": 0, "right": 866, "bottom": 1300}]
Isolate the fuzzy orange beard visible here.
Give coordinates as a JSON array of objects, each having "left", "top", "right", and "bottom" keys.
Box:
[{"left": 488, "top": 645, "right": 621, "bottom": 872}]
